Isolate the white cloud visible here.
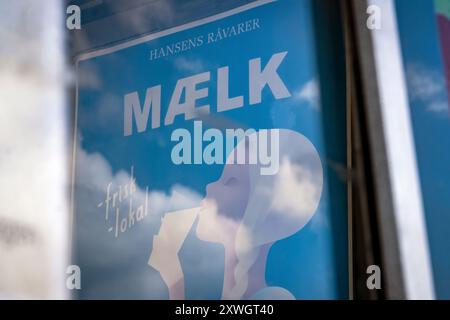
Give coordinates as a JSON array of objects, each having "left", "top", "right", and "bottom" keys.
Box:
[
  {"left": 114, "top": 0, "right": 175, "bottom": 34},
  {"left": 272, "top": 157, "right": 323, "bottom": 219},
  {"left": 428, "top": 100, "right": 449, "bottom": 113},
  {"left": 174, "top": 57, "right": 205, "bottom": 73},
  {"left": 407, "top": 64, "right": 449, "bottom": 116},
  {"left": 294, "top": 78, "right": 321, "bottom": 110},
  {"left": 73, "top": 144, "right": 203, "bottom": 298}
]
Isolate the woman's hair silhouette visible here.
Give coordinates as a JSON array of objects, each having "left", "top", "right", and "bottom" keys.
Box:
[{"left": 196, "top": 128, "right": 323, "bottom": 299}]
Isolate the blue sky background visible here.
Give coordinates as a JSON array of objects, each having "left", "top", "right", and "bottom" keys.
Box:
[
  {"left": 396, "top": 0, "right": 450, "bottom": 299},
  {"left": 74, "top": 0, "right": 348, "bottom": 299}
]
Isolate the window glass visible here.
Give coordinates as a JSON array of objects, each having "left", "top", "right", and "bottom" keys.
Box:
[
  {"left": 396, "top": 0, "right": 450, "bottom": 299},
  {"left": 72, "top": 0, "right": 348, "bottom": 299}
]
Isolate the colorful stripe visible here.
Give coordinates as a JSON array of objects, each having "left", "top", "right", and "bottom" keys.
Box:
[
  {"left": 435, "top": 0, "right": 450, "bottom": 110},
  {"left": 435, "top": 0, "right": 450, "bottom": 18}
]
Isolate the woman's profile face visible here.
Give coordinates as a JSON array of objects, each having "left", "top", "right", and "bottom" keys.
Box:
[{"left": 196, "top": 163, "right": 251, "bottom": 243}]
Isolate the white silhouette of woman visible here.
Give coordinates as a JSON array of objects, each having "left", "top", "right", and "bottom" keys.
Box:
[
  {"left": 149, "top": 129, "right": 323, "bottom": 299},
  {"left": 195, "top": 128, "right": 323, "bottom": 299}
]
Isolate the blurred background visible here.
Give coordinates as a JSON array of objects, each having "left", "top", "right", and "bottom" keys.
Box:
[{"left": 0, "top": 0, "right": 448, "bottom": 300}]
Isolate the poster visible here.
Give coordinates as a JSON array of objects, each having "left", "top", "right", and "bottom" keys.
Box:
[{"left": 73, "top": 0, "right": 348, "bottom": 299}]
